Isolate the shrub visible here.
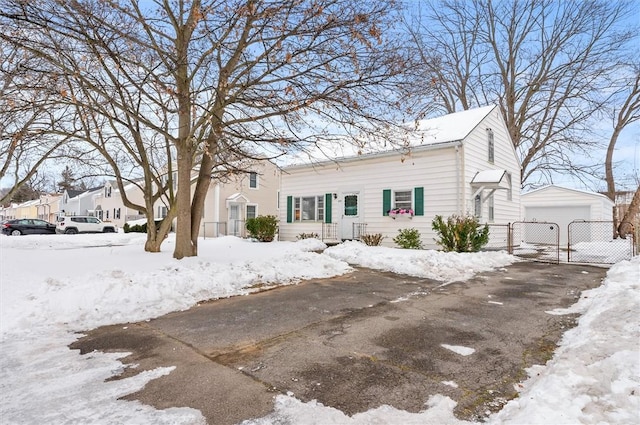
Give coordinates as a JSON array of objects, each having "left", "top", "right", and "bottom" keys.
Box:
[
  {"left": 123, "top": 220, "right": 163, "bottom": 234},
  {"left": 393, "top": 228, "right": 423, "bottom": 249},
  {"left": 360, "top": 233, "right": 384, "bottom": 246},
  {"left": 432, "top": 214, "right": 489, "bottom": 252},
  {"left": 246, "top": 215, "right": 278, "bottom": 242},
  {"left": 297, "top": 232, "right": 319, "bottom": 240}
]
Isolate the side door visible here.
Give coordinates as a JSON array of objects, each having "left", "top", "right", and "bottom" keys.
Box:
[{"left": 339, "top": 192, "right": 359, "bottom": 240}]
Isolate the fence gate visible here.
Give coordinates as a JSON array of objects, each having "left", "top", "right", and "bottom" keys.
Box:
[
  {"left": 510, "top": 221, "right": 560, "bottom": 263},
  {"left": 568, "top": 221, "right": 636, "bottom": 264}
]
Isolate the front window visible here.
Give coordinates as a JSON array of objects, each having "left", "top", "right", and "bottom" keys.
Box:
[
  {"left": 293, "top": 196, "right": 325, "bottom": 221},
  {"left": 394, "top": 190, "right": 412, "bottom": 210},
  {"left": 246, "top": 205, "right": 257, "bottom": 219},
  {"left": 158, "top": 206, "right": 168, "bottom": 218},
  {"left": 344, "top": 195, "right": 357, "bottom": 216},
  {"left": 249, "top": 172, "right": 258, "bottom": 189}
]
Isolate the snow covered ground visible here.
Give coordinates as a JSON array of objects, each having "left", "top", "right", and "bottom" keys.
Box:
[{"left": 0, "top": 233, "right": 638, "bottom": 424}]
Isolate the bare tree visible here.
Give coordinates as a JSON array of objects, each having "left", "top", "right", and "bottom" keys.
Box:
[
  {"left": 1, "top": 0, "right": 408, "bottom": 258},
  {"left": 405, "top": 0, "right": 637, "bottom": 187},
  {"left": 0, "top": 41, "right": 71, "bottom": 204},
  {"left": 602, "top": 63, "right": 640, "bottom": 236}
]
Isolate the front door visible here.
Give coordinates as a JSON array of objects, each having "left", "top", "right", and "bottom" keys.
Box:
[
  {"left": 340, "top": 192, "right": 359, "bottom": 240},
  {"left": 229, "top": 203, "right": 242, "bottom": 236}
]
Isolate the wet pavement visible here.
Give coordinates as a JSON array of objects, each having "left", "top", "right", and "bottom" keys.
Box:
[{"left": 71, "top": 261, "right": 607, "bottom": 424}]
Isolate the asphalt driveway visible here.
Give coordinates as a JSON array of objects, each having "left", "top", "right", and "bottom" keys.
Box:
[{"left": 71, "top": 261, "right": 607, "bottom": 424}]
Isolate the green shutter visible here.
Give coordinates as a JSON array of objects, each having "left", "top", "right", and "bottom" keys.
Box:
[
  {"left": 286, "top": 196, "right": 293, "bottom": 223},
  {"left": 325, "top": 193, "right": 332, "bottom": 223},
  {"left": 414, "top": 187, "right": 424, "bottom": 216},
  {"left": 383, "top": 189, "right": 391, "bottom": 216}
]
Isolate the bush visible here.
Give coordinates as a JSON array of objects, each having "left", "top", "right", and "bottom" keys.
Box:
[
  {"left": 123, "top": 220, "right": 163, "bottom": 234},
  {"left": 432, "top": 214, "right": 489, "bottom": 252},
  {"left": 393, "top": 228, "right": 423, "bottom": 249},
  {"left": 360, "top": 233, "right": 384, "bottom": 246},
  {"left": 246, "top": 215, "right": 278, "bottom": 242},
  {"left": 297, "top": 232, "right": 319, "bottom": 240}
]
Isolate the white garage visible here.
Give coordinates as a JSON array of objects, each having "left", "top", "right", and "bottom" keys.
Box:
[{"left": 521, "top": 185, "right": 614, "bottom": 245}]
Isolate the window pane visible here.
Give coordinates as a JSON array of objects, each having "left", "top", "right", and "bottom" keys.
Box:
[
  {"left": 294, "top": 197, "right": 301, "bottom": 221},
  {"left": 344, "top": 195, "right": 358, "bottom": 216},
  {"left": 247, "top": 205, "right": 257, "bottom": 219},
  {"left": 301, "top": 197, "right": 316, "bottom": 220},
  {"left": 249, "top": 172, "right": 258, "bottom": 188},
  {"left": 394, "top": 190, "right": 412, "bottom": 210},
  {"left": 474, "top": 195, "right": 482, "bottom": 217},
  {"left": 317, "top": 196, "right": 324, "bottom": 221}
]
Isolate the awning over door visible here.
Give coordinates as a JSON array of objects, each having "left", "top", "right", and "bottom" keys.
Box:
[
  {"left": 225, "top": 192, "right": 250, "bottom": 208},
  {"left": 470, "top": 169, "right": 510, "bottom": 201}
]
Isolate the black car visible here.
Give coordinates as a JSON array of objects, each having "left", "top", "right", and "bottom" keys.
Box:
[{"left": 1, "top": 219, "right": 57, "bottom": 236}]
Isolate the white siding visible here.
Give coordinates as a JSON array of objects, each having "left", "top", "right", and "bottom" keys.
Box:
[
  {"left": 521, "top": 186, "right": 613, "bottom": 221},
  {"left": 463, "top": 108, "right": 521, "bottom": 225},
  {"left": 280, "top": 147, "right": 461, "bottom": 248}
]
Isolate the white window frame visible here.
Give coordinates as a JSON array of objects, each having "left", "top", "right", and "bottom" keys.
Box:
[
  {"left": 488, "top": 194, "right": 495, "bottom": 221},
  {"left": 246, "top": 204, "right": 257, "bottom": 219},
  {"left": 249, "top": 172, "right": 259, "bottom": 189},
  {"left": 393, "top": 190, "right": 412, "bottom": 210},
  {"left": 293, "top": 195, "right": 324, "bottom": 222}
]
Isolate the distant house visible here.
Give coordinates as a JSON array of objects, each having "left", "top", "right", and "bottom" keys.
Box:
[
  {"left": 201, "top": 160, "right": 280, "bottom": 237},
  {"left": 88, "top": 159, "right": 280, "bottom": 237},
  {"left": 278, "top": 105, "right": 521, "bottom": 248},
  {"left": 521, "top": 185, "right": 614, "bottom": 245},
  {"left": 59, "top": 187, "right": 103, "bottom": 217},
  {"left": 36, "top": 194, "right": 62, "bottom": 223}
]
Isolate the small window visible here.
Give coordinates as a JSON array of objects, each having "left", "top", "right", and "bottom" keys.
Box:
[
  {"left": 246, "top": 205, "right": 257, "bottom": 219},
  {"left": 317, "top": 196, "right": 324, "bottom": 221},
  {"left": 394, "top": 190, "right": 412, "bottom": 210},
  {"left": 506, "top": 173, "right": 513, "bottom": 201},
  {"left": 474, "top": 194, "right": 482, "bottom": 218},
  {"left": 249, "top": 172, "right": 258, "bottom": 189},
  {"left": 88, "top": 217, "right": 99, "bottom": 224},
  {"left": 487, "top": 128, "right": 495, "bottom": 163},
  {"left": 158, "top": 206, "right": 168, "bottom": 218},
  {"left": 344, "top": 195, "right": 357, "bottom": 216},
  {"left": 488, "top": 194, "right": 494, "bottom": 221},
  {"left": 115, "top": 208, "right": 121, "bottom": 219}
]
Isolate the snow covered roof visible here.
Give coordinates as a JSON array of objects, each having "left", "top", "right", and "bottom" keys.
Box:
[
  {"left": 471, "top": 169, "right": 507, "bottom": 185},
  {"left": 407, "top": 105, "right": 496, "bottom": 146},
  {"left": 523, "top": 185, "right": 614, "bottom": 204},
  {"left": 285, "top": 105, "right": 498, "bottom": 169}
]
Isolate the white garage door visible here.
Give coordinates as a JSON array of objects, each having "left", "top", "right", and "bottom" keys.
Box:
[{"left": 524, "top": 205, "right": 591, "bottom": 245}]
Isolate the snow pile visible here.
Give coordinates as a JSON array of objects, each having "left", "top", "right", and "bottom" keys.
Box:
[
  {"left": 324, "top": 241, "right": 515, "bottom": 282},
  {"left": 488, "top": 256, "right": 640, "bottom": 425}
]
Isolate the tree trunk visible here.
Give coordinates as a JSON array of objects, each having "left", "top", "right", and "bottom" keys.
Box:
[
  {"left": 605, "top": 126, "right": 622, "bottom": 238},
  {"left": 618, "top": 187, "right": 640, "bottom": 239},
  {"left": 190, "top": 138, "right": 218, "bottom": 249},
  {"left": 173, "top": 150, "right": 196, "bottom": 259}
]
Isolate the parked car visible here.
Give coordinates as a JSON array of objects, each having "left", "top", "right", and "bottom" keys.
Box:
[
  {"left": 56, "top": 216, "right": 117, "bottom": 234},
  {"left": 2, "top": 219, "right": 57, "bottom": 236}
]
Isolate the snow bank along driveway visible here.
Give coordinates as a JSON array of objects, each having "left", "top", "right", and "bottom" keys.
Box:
[{"left": 71, "top": 261, "right": 607, "bottom": 425}]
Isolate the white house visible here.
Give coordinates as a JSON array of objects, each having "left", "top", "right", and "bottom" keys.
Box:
[
  {"left": 88, "top": 159, "right": 280, "bottom": 237},
  {"left": 59, "top": 187, "right": 103, "bottom": 217},
  {"left": 521, "top": 185, "right": 615, "bottom": 245},
  {"left": 278, "top": 105, "right": 521, "bottom": 249}
]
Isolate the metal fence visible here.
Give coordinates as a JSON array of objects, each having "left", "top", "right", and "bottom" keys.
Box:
[
  {"left": 352, "top": 222, "right": 368, "bottom": 240},
  {"left": 485, "top": 223, "right": 511, "bottom": 252},
  {"left": 202, "top": 222, "right": 227, "bottom": 239},
  {"left": 323, "top": 223, "right": 338, "bottom": 241},
  {"left": 510, "top": 221, "right": 560, "bottom": 263},
  {"left": 567, "top": 220, "right": 636, "bottom": 264}
]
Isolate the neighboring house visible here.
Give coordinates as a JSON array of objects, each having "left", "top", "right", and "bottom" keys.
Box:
[
  {"left": 59, "top": 187, "right": 103, "bottom": 217},
  {"left": 278, "top": 105, "right": 521, "bottom": 249},
  {"left": 93, "top": 180, "right": 147, "bottom": 228},
  {"left": 85, "top": 159, "right": 280, "bottom": 237},
  {"left": 11, "top": 199, "right": 40, "bottom": 219},
  {"left": 201, "top": 160, "right": 280, "bottom": 237},
  {"left": 521, "top": 185, "right": 614, "bottom": 245},
  {"left": 36, "top": 194, "right": 62, "bottom": 223}
]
